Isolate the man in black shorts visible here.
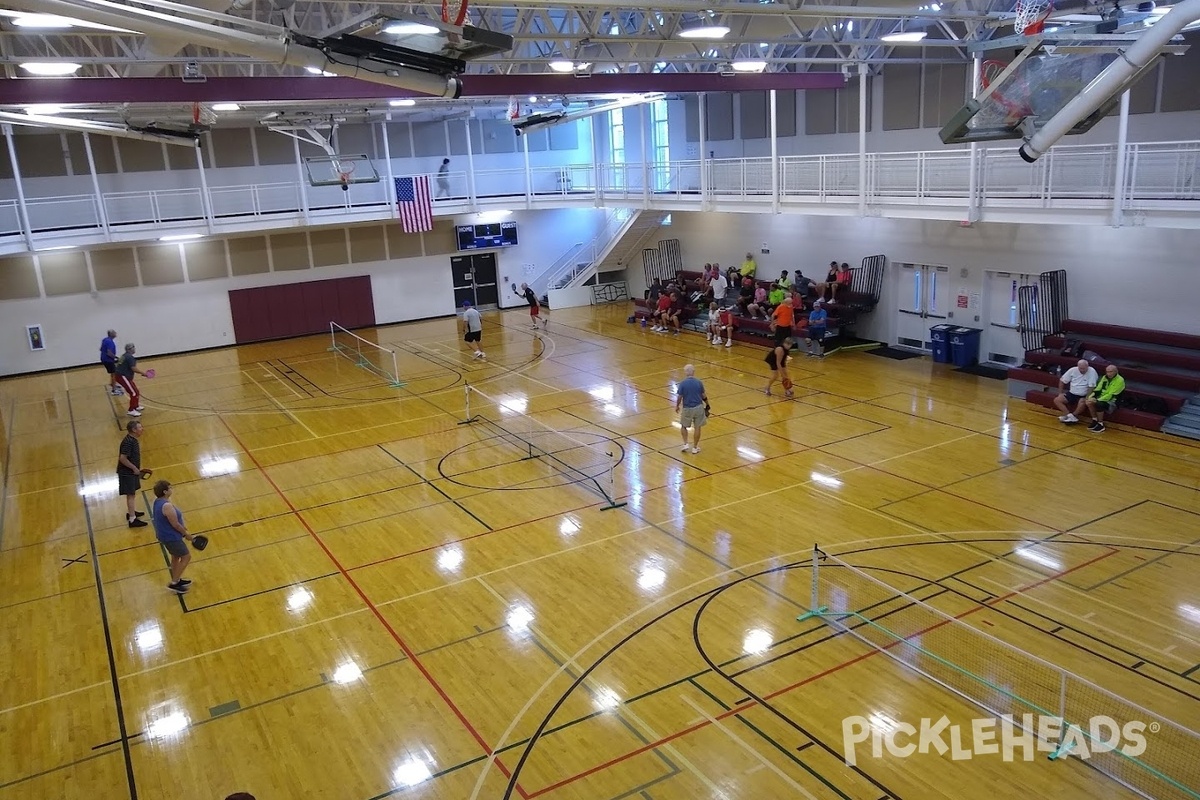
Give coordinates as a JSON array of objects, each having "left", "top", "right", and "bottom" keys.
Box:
[
  {"left": 116, "top": 420, "right": 149, "bottom": 528},
  {"left": 764, "top": 336, "right": 795, "bottom": 398}
]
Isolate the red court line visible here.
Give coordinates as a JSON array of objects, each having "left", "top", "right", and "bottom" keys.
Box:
[
  {"left": 216, "top": 417, "right": 530, "bottom": 799},
  {"left": 527, "top": 547, "right": 1119, "bottom": 798}
]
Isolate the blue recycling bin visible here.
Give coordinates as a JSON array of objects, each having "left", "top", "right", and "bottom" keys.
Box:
[
  {"left": 949, "top": 327, "right": 983, "bottom": 368},
  {"left": 930, "top": 324, "right": 954, "bottom": 364}
]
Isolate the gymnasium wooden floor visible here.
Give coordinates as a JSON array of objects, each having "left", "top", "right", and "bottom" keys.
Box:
[{"left": 2, "top": 303, "right": 1199, "bottom": 800}]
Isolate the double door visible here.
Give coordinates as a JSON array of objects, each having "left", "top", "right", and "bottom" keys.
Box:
[
  {"left": 452, "top": 252, "right": 499, "bottom": 308},
  {"left": 895, "top": 262, "right": 951, "bottom": 351}
]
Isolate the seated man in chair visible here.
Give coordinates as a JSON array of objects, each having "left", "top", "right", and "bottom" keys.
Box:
[
  {"left": 1053, "top": 359, "right": 1098, "bottom": 424},
  {"left": 1084, "top": 364, "right": 1125, "bottom": 433}
]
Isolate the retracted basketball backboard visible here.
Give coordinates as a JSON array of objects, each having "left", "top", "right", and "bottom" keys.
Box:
[
  {"left": 939, "top": 40, "right": 1165, "bottom": 144},
  {"left": 304, "top": 154, "right": 381, "bottom": 188}
]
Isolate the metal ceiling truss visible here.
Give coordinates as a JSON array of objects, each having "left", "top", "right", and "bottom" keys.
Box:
[{"left": 0, "top": 0, "right": 1016, "bottom": 80}]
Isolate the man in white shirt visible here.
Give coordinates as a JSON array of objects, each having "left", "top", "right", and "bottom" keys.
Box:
[
  {"left": 461, "top": 299, "right": 485, "bottom": 359},
  {"left": 1053, "top": 358, "right": 1098, "bottom": 423},
  {"left": 708, "top": 270, "right": 729, "bottom": 306}
]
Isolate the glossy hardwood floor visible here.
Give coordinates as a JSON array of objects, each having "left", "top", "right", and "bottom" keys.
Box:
[{"left": 2, "top": 304, "right": 1199, "bottom": 800}]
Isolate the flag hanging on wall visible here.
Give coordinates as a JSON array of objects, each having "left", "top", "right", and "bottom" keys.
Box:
[{"left": 395, "top": 175, "right": 433, "bottom": 233}]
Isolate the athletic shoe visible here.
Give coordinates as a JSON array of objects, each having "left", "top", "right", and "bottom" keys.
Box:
[
  {"left": 177, "top": 578, "right": 192, "bottom": 586},
  {"left": 128, "top": 518, "right": 148, "bottom": 528},
  {"left": 691, "top": 447, "right": 701, "bottom": 454},
  {"left": 1090, "top": 422, "right": 1105, "bottom": 433},
  {"left": 764, "top": 388, "right": 772, "bottom": 396},
  {"left": 135, "top": 405, "right": 145, "bottom": 411},
  {"left": 724, "top": 339, "right": 732, "bottom": 348},
  {"left": 785, "top": 390, "right": 794, "bottom": 398},
  {"left": 1064, "top": 414, "right": 1079, "bottom": 423},
  {"left": 1057, "top": 414, "right": 1071, "bottom": 422},
  {"left": 681, "top": 443, "right": 690, "bottom": 452},
  {"left": 471, "top": 351, "right": 481, "bottom": 359},
  {"left": 167, "top": 582, "right": 190, "bottom": 594},
  {"left": 807, "top": 352, "right": 815, "bottom": 358},
  {"left": 479, "top": 352, "right": 486, "bottom": 359},
  {"left": 127, "top": 409, "right": 141, "bottom": 417},
  {"left": 110, "top": 388, "right": 123, "bottom": 396},
  {"left": 134, "top": 511, "right": 145, "bottom": 517}
]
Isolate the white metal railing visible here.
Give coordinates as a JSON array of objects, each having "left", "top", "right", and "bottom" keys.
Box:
[{"left": 3, "top": 141, "right": 1199, "bottom": 246}]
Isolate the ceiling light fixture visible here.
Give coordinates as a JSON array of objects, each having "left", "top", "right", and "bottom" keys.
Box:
[
  {"left": 678, "top": 25, "right": 730, "bottom": 39},
  {"left": 19, "top": 62, "right": 82, "bottom": 76},
  {"left": 24, "top": 104, "right": 63, "bottom": 115},
  {"left": 159, "top": 234, "right": 203, "bottom": 242},
  {"left": 548, "top": 59, "right": 575, "bottom": 73},
  {"left": 731, "top": 60, "right": 768, "bottom": 72},
  {"left": 12, "top": 14, "right": 74, "bottom": 28},
  {"left": 210, "top": 102, "right": 240, "bottom": 112},
  {"left": 389, "top": 98, "right": 416, "bottom": 107},
  {"left": 304, "top": 66, "right": 336, "bottom": 76},
  {"left": 382, "top": 21, "right": 439, "bottom": 35},
  {"left": 881, "top": 31, "right": 929, "bottom": 42}
]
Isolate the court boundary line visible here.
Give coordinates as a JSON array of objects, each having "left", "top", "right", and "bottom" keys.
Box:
[
  {"left": 66, "top": 388, "right": 139, "bottom": 800},
  {"left": 0, "top": 397, "right": 14, "bottom": 549}
]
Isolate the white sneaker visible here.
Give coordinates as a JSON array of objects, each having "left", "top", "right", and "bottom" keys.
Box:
[
  {"left": 1058, "top": 414, "right": 1071, "bottom": 422},
  {"left": 127, "top": 409, "right": 141, "bottom": 417},
  {"left": 681, "top": 443, "right": 690, "bottom": 452},
  {"left": 691, "top": 446, "right": 701, "bottom": 454},
  {"left": 135, "top": 405, "right": 145, "bottom": 411},
  {"left": 1065, "top": 414, "right": 1078, "bottom": 423},
  {"left": 724, "top": 339, "right": 732, "bottom": 348},
  {"left": 479, "top": 352, "right": 486, "bottom": 359}
]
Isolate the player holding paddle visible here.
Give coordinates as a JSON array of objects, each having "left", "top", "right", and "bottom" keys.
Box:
[
  {"left": 514, "top": 283, "right": 548, "bottom": 330},
  {"left": 151, "top": 480, "right": 199, "bottom": 594},
  {"left": 114, "top": 342, "right": 155, "bottom": 417}
]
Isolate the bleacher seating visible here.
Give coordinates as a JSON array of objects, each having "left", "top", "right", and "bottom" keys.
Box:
[{"left": 1011, "top": 318, "right": 1200, "bottom": 433}]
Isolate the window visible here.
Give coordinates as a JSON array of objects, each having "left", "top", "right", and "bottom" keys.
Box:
[
  {"left": 608, "top": 107, "right": 625, "bottom": 188},
  {"left": 650, "top": 99, "right": 670, "bottom": 190}
]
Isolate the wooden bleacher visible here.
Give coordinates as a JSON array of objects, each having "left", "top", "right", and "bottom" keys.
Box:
[{"left": 1010, "top": 319, "right": 1200, "bottom": 433}]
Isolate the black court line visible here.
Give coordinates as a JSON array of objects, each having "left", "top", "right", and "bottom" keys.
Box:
[
  {"left": 67, "top": 391, "right": 139, "bottom": 800},
  {"left": 60, "top": 553, "right": 88, "bottom": 568},
  {"left": 0, "top": 583, "right": 93, "bottom": 612},
  {"left": 0, "top": 397, "right": 14, "bottom": 549},
  {"left": 1183, "top": 664, "right": 1200, "bottom": 678},
  {"left": 377, "top": 445, "right": 493, "bottom": 531},
  {"left": 183, "top": 571, "right": 341, "bottom": 613},
  {"left": 262, "top": 360, "right": 313, "bottom": 398}
]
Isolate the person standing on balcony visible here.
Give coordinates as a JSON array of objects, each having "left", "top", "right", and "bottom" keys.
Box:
[{"left": 437, "top": 158, "right": 451, "bottom": 198}]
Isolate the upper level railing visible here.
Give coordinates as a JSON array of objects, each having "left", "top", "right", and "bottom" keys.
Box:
[{"left": 0, "top": 140, "right": 1196, "bottom": 248}]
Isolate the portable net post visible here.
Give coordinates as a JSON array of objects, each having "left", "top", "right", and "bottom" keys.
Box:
[{"left": 329, "top": 321, "right": 404, "bottom": 387}]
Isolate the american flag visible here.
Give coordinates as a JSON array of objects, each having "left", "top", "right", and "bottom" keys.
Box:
[{"left": 395, "top": 175, "right": 432, "bottom": 233}]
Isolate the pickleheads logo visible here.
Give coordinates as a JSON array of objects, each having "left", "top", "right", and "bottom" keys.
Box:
[{"left": 841, "top": 714, "right": 1156, "bottom": 766}]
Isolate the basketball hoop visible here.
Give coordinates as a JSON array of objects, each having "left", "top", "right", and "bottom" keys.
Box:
[
  {"left": 334, "top": 160, "right": 356, "bottom": 192},
  {"left": 978, "top": 58, "right": 1031, "bottom": 125},
  {"left": 1014, "top": 0, "right": 1053, "bottom": 35},
  {"left": 441, "top": 0, "right": 469, "bottom": 26}
]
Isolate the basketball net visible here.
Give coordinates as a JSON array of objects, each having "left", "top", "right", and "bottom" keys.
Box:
[
  {"left": 1014, "top": 0, "right": 1053, "bottom": 35},
  {"left": 441, "top": 0, "right": 468, "bottom": 26},
  {"left": 506, "top": 96, "right": 521, "bottom": 121}
]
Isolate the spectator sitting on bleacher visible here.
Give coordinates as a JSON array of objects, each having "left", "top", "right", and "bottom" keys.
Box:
[
  {"left": 747, "top": 284, "right": 770, "bottom": 319},
  {"left": 1085, "top": 364, "right": 1125, "bottom": 433},
  {"left": 767, "top": 284, "right": 787, "bottom": 311},
  {"left": 1054, "top": 358, "right": 1099, "bottom": 424},
  {"left": 735, "top": 278, "right": 756, "bottom": 316},
  {"left": 740, "top": 252, "right": 757, "bottom": 279},
  {"left": 806, "top": 299, "right": 829, "bottom": 358},
  {"left": 650, "top": 291, "right": 672, "bottom": 332},
  {"left": 823, "top": 261, "right": 852, "bottom": 303},
  {"left": 793, "top": 271, "right": 819, "bottom": 299},
  {"left": 665, "top": 290, "right": 685, "bottom": 336},
  {"left": 776, "top": 270, "right": 792, "bottom": 291}
]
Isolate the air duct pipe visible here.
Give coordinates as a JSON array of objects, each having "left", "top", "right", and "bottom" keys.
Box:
[
  {"left": 1019, "top": 0, "right": 1200, "bottom": 162},
  {"left": 5, "top": 0, "right": 462, "bottom": 98}
]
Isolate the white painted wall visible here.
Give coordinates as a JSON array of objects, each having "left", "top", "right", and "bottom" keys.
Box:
[
  {"left": 0, "top": 206, "right": 606, "bottom": 376},
  {"left": 649, "top": 211, "right": 1200, "bottom": 343}
]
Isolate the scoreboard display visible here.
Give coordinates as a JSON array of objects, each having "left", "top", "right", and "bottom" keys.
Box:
[{"left": 456, "top": 221, "right": 518, "bottom": 250}]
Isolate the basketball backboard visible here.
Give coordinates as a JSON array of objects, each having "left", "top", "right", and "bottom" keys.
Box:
[
  {"left": 939, "top": 40, "right": 1165, "bottom": 144},
  {"left": 303, "top": 154, "right": 381, "bottom": 188}
]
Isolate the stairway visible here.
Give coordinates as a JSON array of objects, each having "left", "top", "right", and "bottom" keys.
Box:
[
  {"left": 1162, "top": 395, "right": 1200, "bottom": 441},
  {"left": 595, "top": 212, "right": 667, "bottom": 275}
]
